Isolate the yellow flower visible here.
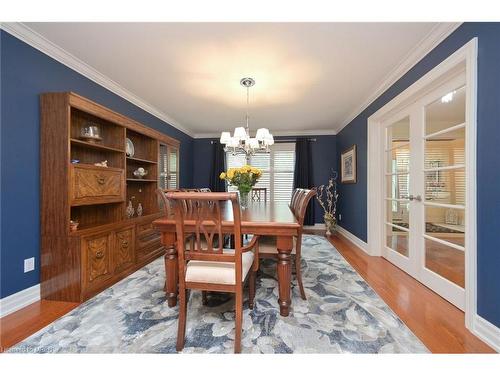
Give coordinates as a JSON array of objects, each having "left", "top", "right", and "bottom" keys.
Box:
[
  {"left": 227, "top": 169, "right": 235, "bottom": 179},
  {"left": 219, "top": 172, "right": 226, "bottom": 179}
]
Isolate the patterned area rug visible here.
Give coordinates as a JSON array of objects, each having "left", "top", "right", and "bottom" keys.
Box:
[{"left": 10, "top": 235, "right": 428, "bottom": 353}]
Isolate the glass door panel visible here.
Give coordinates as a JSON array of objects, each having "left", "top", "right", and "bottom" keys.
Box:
[
  {"left": 425, "top": 85, "right": 465, "bottom": 135},
  {"left": 424, "top": 238, "right": 465, "bottom": 288},
  {"left": 386, "top": 224, "right": 409, "bottom": 257}
]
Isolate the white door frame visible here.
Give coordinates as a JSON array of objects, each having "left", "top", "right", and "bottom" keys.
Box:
[{"left": 367, "top": 38, "right": 478, "bottom": 328}]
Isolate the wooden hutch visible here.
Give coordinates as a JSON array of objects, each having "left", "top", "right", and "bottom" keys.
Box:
[{"left": 40, "top": 92, "right": 179, "bottom": 302}]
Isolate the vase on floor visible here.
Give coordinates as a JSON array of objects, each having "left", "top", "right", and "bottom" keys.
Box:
[
  {"left": 324, "top": 213, "right": 336, "bottom": 236},
  {"left": 238, "top": 189, "right": 250, "bottom": 209}
]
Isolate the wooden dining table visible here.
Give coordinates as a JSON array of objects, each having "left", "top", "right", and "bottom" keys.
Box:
[{"left": 152, "top": 200, "right": 300, "bottom": 317}]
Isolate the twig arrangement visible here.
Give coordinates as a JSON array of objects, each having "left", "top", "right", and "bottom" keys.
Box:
[{"left": 316, "top": 171, "right": 339, "bottom": 233}]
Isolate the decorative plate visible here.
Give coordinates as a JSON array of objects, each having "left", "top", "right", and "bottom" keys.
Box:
[{"left": 125, "top": 138, "right": 135, "bottom": 157}]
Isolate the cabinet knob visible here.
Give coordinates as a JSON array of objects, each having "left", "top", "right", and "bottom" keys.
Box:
[
  {"left": 95, "top": 251, "right": 104, "bottom": 259},
  {"left": 96, "top": 176, "right": 106, "bottom": 185},
  {"left": 121, "top": 240, "right": 129, "bottom": 248}
]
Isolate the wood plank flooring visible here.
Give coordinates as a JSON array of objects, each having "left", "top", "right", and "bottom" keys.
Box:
[
  {"left": 328, "top": 233, "right": 494, "bottom": 353},
  {"left": 0, "top": 233, "right": 494, "bottom": 353}
]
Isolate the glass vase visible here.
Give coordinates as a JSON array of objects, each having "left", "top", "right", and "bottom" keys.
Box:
[
  {"left": 324, "top": 213, "right": 336, "bottom": 235},
  {"left": 238, "top": 190, "right": 250, "bottom": 209}
]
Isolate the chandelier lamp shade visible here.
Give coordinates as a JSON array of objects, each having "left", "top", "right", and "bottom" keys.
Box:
[{"left": 219, "top": 77, "right": 274, "bottom": 156}]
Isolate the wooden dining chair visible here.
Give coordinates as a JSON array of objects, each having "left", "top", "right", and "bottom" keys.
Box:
[
  {"left": 259, "top": 188, "right": 316, "bottom": 300},
  {"left": 166, "top": 191, "right": 260, "bottom": 353},
  {"left": 251, "top": 187, "right": 267, "bottom": 202}
]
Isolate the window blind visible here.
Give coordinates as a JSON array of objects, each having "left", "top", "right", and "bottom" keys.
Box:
[
  {"left": 159, "top": 144, "right": 178, "bottom": 190},
  {"left": 226, "top": 143, "right": 296, "bottom": 202}
]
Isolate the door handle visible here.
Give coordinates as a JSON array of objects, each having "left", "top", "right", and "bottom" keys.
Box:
[{"left": 409, "top": 194, "right": 422, "bottom": 202}]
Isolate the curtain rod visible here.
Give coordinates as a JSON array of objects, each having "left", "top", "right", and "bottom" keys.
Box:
[{"left": 210, "top": 138, "right": 316, "bottom": 144}]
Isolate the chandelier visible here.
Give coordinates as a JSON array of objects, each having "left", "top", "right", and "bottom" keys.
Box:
[{"left": 219, "top": 77, "right": 274, "bottom": 156}]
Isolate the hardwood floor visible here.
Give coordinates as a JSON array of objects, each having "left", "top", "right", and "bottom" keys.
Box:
[
  {"left": 0, "top": 233, "right": 494, "bottom": 353},
  {"left": 329, "top": 233, "right": 494, "bottom": 353},
  {"left": 0, "top": 300, "right": 79, "bottom": 352}
]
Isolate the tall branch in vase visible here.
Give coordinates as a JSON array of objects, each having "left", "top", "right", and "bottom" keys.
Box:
[{"left": 316, "top": 171, "right": 339, "bottom": 235}]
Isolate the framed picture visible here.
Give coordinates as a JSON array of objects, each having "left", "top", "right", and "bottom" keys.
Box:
[{"left": 341, "top": 145, "right": 357, "bottom": 184}]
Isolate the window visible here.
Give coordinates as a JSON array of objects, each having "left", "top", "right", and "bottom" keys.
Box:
[
  {"left": 226, "top": 143, "right": 296, "bottom": 202},
  {"left": 159, "top": 143, "right": 179, "bottom": 189}
]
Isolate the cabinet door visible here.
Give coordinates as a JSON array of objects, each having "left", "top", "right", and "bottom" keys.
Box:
[
  {"left": 82, "top": 232, "right": 113, "bottom": 290},
  {"left": 114, "top": 226, "right": 135, "bottom": 273},
  {"left": 70, "top": 164, "right": 125, "bottom": 206}
]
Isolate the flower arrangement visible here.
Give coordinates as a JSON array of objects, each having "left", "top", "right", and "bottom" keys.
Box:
[
  {"left": 316, "top": 171, "right": 339, "bottom": 235},
  {"left": 220, "top": 165, "right": 262, "bottom": 208}
]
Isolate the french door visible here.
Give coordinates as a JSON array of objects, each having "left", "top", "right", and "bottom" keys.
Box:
[{"left": 383, "top": 72, "right": 467, "bottom": 309}]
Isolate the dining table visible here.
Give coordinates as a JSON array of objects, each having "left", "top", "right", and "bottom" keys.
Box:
[{"left": 152, "top": 200, "right": 300, "bottom": 317}]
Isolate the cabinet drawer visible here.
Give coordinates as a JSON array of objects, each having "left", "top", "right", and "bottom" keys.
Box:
[
  {"left": 82, "top": 232, "right": 113, "bottom": 290},
  {"left": 137, "top": 221, "right": 156, "bottom": 237},
  {"left": 113, "top": 226, "right": 135, "bottom": 273},
  {"left": 70, "top": 164, "right": 125, "bottom": 206},
  {"left": 136, "top": 242, "right": 164, "bottom": 263},
  {"left": 137, "top": 231, "right": 161, "bottom": 250}
]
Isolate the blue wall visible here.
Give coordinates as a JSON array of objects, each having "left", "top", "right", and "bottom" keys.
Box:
[
  {"left": 336, "top": 22, "right": 500, "bottom": 327},
  {"left": 0, "top": 31, "right": 194, "bottom": 299},
  {"left": 192, "top": 135, "right": 338, "bottom": 224}
]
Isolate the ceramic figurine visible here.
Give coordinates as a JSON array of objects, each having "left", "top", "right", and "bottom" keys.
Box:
[
  {"left": 94, "top": 160, "right": 108, "bottom": 167},
  {"left": 126, "top": 200, "right": 135, "bottom": 218},
  {"left": 137, "top": 203, "right": 143, "bottom": 217}
]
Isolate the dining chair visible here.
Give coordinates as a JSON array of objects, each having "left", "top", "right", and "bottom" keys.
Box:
[
  {"left": 166, "top": 191, "right": 260, "bottom": 353},
  {"left": 259, "top": 188, "right": 316, "bottom": 300},
  {"left": 251, "top": 187, "right": 267, "bottom": 202}
]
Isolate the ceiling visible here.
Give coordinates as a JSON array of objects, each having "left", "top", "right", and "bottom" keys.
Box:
[{"left": 24, "top": 22, "right": 454, "bottom": 137}]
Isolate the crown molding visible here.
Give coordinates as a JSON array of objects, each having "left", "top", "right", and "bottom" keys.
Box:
[
  {"left": 193, "top": 128, "right": 337, "bottom": 139},
  {"left": 0, "top": 22, "right": 194, "bottom": 138},
  {"left": 334, "top": 22, "right": 462, "bottom": 133}
]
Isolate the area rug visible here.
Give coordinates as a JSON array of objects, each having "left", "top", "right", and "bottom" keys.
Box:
[{"left": 9, "top": 235, "right": 428, "bottom": 353}]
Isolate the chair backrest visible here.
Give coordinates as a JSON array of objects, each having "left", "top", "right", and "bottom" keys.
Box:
[
  {"left": 251, "top": 187, "right": 267, "bottom": 202},
  {"left": 166, "top": 192, "right": 244, "bottom": 284},
  {"left": 157, "top": 188, "right": 183, "bottom": 216},
  {"left": 294, "top": 188, "right": 317, "bottom": 227},
  {"left": 289, "top": 188, "right": 302, "bottom": 214}
]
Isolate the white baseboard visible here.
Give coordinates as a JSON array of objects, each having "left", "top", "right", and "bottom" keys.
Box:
[
  {"left": 335, "top": 225, "right": 369, "bottom": 254},
  {"left": 472, "top": 314, "right": 500, "bottom": 352},
  {"left": 0, "top": 284, "right": 41, "bottom": 318}
]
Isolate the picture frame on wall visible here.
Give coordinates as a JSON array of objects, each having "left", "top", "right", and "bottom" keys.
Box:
[{"left": 341, "top": 145, "right": 357, "bottom": 184}]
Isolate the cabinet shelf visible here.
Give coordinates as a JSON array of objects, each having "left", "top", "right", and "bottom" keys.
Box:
[
  {"left": 126, "top": 156, "right": 157, "bottom": 164},
  {"left": 71, "top": 138, "right": 125, "bottom": 153}
]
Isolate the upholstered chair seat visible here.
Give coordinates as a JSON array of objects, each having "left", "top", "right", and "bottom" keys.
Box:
[{"left": 185, "top": 250, "right": 254, "bottom": 285}]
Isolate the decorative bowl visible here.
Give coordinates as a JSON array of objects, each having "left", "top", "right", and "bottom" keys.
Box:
[
  {"left": 80, "top": 123, "right": 102, "bottom": 143},
  {"left": 133, "top": 167, "right": 148, "bottom": 179}
]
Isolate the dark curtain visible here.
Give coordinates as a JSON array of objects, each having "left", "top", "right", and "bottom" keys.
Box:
[
  {"left": 209, "top": 142, "right": 226, "bottom": 192},
  {"left": 293, "top": 138, "right": 315, "bottom": 225}
]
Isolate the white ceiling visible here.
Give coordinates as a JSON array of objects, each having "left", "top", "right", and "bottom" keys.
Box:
[{"left": 24, "top": 22, "right": 453, "bottom": 137}]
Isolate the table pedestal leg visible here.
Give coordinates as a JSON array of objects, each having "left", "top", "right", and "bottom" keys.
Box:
[
  {"left": 163, "top": 233, "right": 178, "bottom": 307},
  {"left": 277, "top": 236, "right": 293, "bottom": 317}
]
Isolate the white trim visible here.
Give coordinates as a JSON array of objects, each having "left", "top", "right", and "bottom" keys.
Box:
[
  {"left": 193, "top": 128, "right": 338, "bottom": 139},
  {"left": 0, "top": 284, "right": 40, "bottom": 318},
  {"left": 0, "top": 22, "right": 194, "bottom": 138},
  {"left": 472, "top": 315, "right": 500, "bottom": 352},
  {"left": 367, "top": 38, "right": 478, "bottom": 327},
  {"left": 335, "top": 225, "right": 369, "bottom": 254},
  {"left": 336, "top": 22, "right": 462, "bottom": 133}
]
